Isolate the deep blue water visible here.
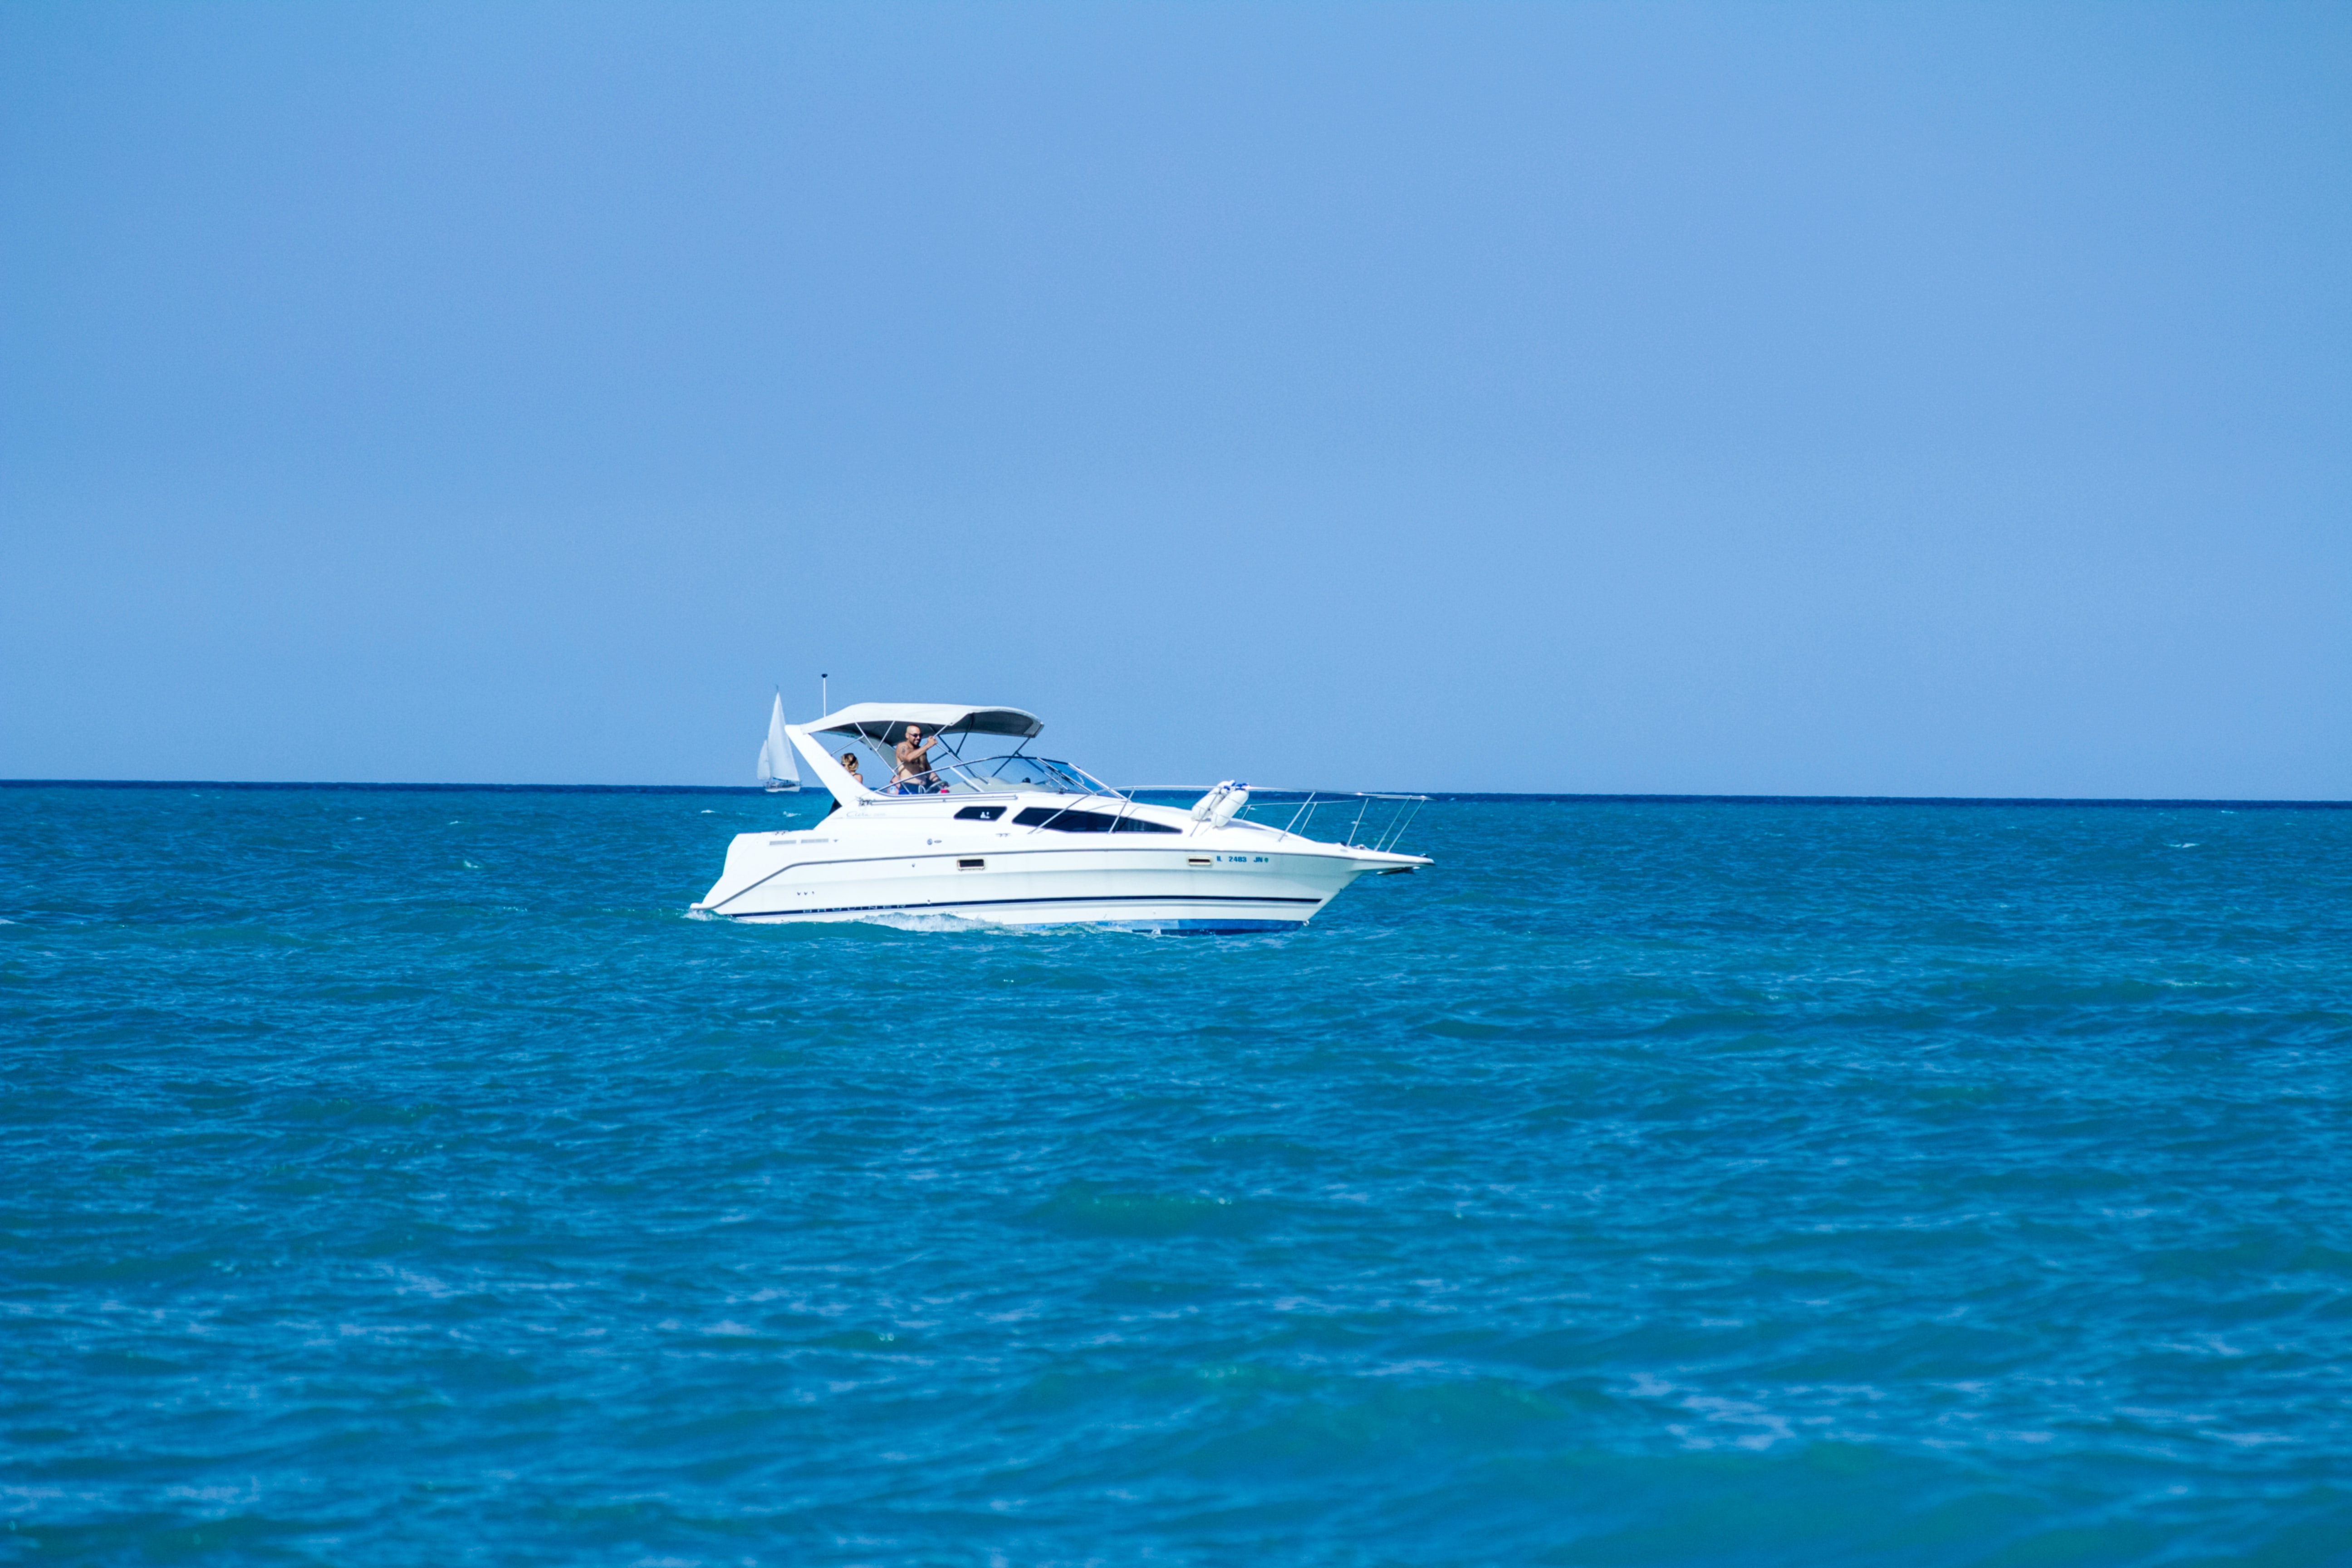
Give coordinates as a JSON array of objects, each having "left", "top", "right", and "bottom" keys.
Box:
[{"left": 4, "top": 786, "right": 2350, "bottom": 1565}]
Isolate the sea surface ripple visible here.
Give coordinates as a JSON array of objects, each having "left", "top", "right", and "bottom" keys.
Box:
[{"left": 3, "top": 787, "right": 2350, "bottom": 1565}]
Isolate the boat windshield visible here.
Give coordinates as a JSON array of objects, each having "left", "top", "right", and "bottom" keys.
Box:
[{"left": 835, "top": 738, "right": 1115, "bottom": 798}]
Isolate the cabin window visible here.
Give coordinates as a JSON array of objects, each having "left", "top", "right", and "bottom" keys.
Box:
[
  {"left": 1013, "top": 807, "right": 1180, "bottom": 834},
  {"left": 954, "top": 805, "right": 1005, "bottom": 821}
]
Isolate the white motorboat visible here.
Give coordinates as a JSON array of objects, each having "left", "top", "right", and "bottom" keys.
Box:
[{"left": 692, "top": 702, "right": 1431, "bottom": 932}]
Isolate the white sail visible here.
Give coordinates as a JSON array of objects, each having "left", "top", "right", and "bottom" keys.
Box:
[{"left": 756, "top": 693, "right": 800, "bottom": 789}]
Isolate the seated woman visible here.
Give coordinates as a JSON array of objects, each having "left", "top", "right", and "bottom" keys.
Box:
[{"left": 839, "top": 751, "right": 865, "bottom": 787}]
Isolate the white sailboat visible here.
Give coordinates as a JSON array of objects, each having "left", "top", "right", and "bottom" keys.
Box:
[{"left": 755, "top": 694, "right": 801, "bottom": 793}]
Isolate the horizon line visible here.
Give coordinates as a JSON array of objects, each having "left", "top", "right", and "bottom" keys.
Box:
[{"left": 2, "top": 779, "right": 2346, "bottom": 810}]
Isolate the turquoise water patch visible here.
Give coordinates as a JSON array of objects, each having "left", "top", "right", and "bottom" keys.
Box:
[{"left": 3, "top": 788, "right": 2349, "bottom": 1563}]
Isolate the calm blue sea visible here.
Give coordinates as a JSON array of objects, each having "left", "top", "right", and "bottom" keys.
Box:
[{"left": 4, "top": 785, "right": 2350, "bottom": 1565}]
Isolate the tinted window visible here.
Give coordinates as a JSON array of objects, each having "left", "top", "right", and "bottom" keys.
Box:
[
  {"left": 1014, "top": 807, "right": 1180, "bottom": 834},
  {"left": 954, "top": 805, "right": 1005, "bottom": 821}
]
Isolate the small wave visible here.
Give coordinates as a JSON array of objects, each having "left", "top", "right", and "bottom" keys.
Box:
[
  {"left": 1027, "top": 1180, "right": 1261, "bottom": 1238},
  {"left": 862, "top": 910, "right": 1017, "bottom": 936}
]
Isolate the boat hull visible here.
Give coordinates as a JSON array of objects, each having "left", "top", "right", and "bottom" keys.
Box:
[
  {"left": 695, "top": 778, "right": 1427, "bottom": 935},
  {"left": 722, "top": 901, "right": 1311, "bottom": 933},
  {"left": 697, "top": 840, "right": 1401, "bottom": 932}
]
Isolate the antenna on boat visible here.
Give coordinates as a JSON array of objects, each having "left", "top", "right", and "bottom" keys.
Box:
[{"left": 820, "top": 672, "right": 828, "bottom": 718}]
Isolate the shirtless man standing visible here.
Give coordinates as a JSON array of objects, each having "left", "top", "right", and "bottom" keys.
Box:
[{"left": 892, "top": 725, "right": 937, "bottom": 793}]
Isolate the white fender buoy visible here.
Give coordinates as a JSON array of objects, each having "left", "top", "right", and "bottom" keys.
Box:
[
  {"left": 1190, "top": 781, "right": 1236, "bottom": 821},
  {"left": 1208, "top": 785, "right": 1250, "bottom": 828}
]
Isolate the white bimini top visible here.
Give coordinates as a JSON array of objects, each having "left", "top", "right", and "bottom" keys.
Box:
[{"left": 807, "top": 703, "right": 1043, "bottom": 744}]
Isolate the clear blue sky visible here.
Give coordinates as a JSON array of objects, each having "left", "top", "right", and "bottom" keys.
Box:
[{"left": 4, "top": 2, "right": 2347, "bottom": 795}]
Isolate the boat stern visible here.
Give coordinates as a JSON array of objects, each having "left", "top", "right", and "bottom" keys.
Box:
[{"left": 695, "top": 829, "right": 793, "bottom": 916}]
